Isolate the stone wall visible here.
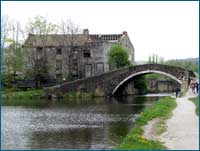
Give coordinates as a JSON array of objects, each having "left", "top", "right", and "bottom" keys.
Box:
[
  {"left": 24, "top": 31, "right": 135, "bottom": 83},
  {"left": 147, "top": 79, "right": 180, "bottom": 93}
]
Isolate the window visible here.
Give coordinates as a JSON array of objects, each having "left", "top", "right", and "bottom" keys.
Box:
[
  {"left": 83, "top": 50, "right": 91, "bottom": 58},
  {"left": 96, "top": 63, "right": 104, "bottom": 74},
  {"left": 56, "top": 73, "right": 62, "bottom": 80},
  {"left": 85, "top": 64, "right": 92, "bottom": 77},
  {"left": 37, "top": 47, "right": 42, "bottom": 53},
  {"left": 73, "top": 51, "right": 78, "bottom": 59},
  {"left": 56, "top": 60, "right": 62, "bottom": 70},
  {"left": 56, "top": 48, "right": 62, "bottom": 55}
]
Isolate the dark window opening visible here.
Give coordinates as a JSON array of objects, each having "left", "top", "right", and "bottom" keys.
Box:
[
  {"left": 83, "top": 50, "right": 91, "bottom": 58},
  {"left": 56, "top": 74, "right": 62, "bottom": 81},
  {"left": 56, "top": 48, "right": 62, "bottom": 55},
  {"left": 73, "top": 62, "right": 78, "bottom": 66},
  {"left": 73, "top": 46, "right": 78, "bottom": 51},
  {"left": 37, "top": 47, "right": 42, "bottom": 53},
  {"left": 56, "top": 60, "right": 62, "bottom": 70}
]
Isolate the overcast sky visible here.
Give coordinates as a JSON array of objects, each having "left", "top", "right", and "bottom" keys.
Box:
[{"left": 2, "top": 1, "right": 199, "bottom": 61}]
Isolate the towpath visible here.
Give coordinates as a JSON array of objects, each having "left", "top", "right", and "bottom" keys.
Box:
[
  {"left": 143, "top": 88, "right": 199, "bottom": 150},
  {"left": 161, "top": 89, "right": 199, "bottom": 150}
]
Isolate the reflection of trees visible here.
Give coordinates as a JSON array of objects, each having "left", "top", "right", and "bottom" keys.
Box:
[
  {"left": 109, "top": 121, "right": 130, "bottom": 144},
  {"left": 107, "top": 96, "right": 148, "bottom": 114},
  {"left": 28, "top": 128, "right": 92, "bottom": 149}
]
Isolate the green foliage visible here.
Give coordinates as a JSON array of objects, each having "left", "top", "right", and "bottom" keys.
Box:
[
  {"left": 2, "top": 74, "right": 15, "bottom": 89},
  {"left": 63, "top": 91, "right": 96, "bottom": 99},
  {"left": 108, "top": 44, "right": 130, "bottom": 69},
  {"left": 189, "top": 96, "right": 199, "bottom": 116},
  {"left": 117, "top": 97, "right": 176, "bottom": 150},
  {"left": 148, "top": 54, "right": 159, "bottom": 64},
  {"left": 3, "top": 43, "right": 26, "bottom": 74},
  {"left": 25, "top": 16, "right": 58, "bottom": 87},
  {"left": 164, "top": 59, "right": 198, "bottom": 73},
  {"left": 144, "top": 73, "right": 162, "bottom": 80},
  {"left": 26, "top": 16, "right": 57, "bottom": 34},
  {"left": 2, "top": 89, "right": 42, "bottom": 100},
  {"left": 134, "top": 76, "right": 147, "bottom": 94}
]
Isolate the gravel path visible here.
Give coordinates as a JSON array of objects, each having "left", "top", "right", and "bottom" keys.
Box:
[{"left": 143, "top": 89, "right": 199, "bottom": 150}]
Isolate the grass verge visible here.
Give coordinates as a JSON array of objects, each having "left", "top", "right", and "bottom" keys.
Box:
[
  {"left": 189, "top": 96, "right": 199, "bottom": 116},
  {"left": 116, "top": 96, "right": 176, "bottom": 150},
  {"left": 2, "top": 89, "right": 42, "bottom": 100},
  {"left": 63, "top": 91, "right": 96, "bottom": 99}
]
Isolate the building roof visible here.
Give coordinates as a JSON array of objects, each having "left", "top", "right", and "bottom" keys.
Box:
[
  {"left": 23, "top": 30, "right": 127, "bottom": 47},
  {"left": 23, "top": 34, "right": 88, "bottom": 47},
  {"left": 89, "top": 34, "right": 123, "bottom": 41}
]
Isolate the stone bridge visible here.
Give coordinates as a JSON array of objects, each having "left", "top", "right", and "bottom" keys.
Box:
[{"left": 44, "top": 64, "right": 196, "bottom": 98}]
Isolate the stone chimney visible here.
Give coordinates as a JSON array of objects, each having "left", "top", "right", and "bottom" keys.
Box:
[
  {"left": 83, "top": 29, "right": 89, "bottom": 35},
  {"left": 123, "top": 31, "right": 128, "bottom": 36}
]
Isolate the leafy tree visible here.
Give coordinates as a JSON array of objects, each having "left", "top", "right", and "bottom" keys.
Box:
[
  {"left": 108, "top": 44, "right": 130, "bottom": 69},
  {"left": 133, "top": 76, "right": 147, "bottom": 94},
  {"left": 26, "top": 16, "right": 57, "bottom": 35},
  {"left": 25, "top": 16, "right": 57, "bottom": 88},
  {"left": 58, "top": 19, "right": 81, "bottom": 79}
]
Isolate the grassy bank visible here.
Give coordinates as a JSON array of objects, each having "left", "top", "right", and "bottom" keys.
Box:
[
  {"left": 116, "top": 96, "right": 176, "bottom": 150},
  {"left": 63, "top": 91, "right": 96, "bottom": 99},
  {"left": 1, "top": 90, "right": 98, "bottom": 106},
  {"left": 189, "top": 96, "right": 199, "bottom": 116},
  {"left": 2, "top": 89, "right": 42, "bottom": 100}
]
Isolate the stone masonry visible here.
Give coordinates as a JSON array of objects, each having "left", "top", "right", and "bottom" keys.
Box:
[
  {"left": 44, "top": 64, "right": 196, "bottom": 98},
  {"left": 23, "top": 29, "right": 135, "bottom": 82}
]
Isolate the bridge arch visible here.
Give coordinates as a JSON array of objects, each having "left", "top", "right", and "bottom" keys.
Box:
[
  {"left": 112, "top": 70, "right": 182, "bottom": 95},
  {"left": 44, "top": 64, "right": 195, "bottom": 98}
]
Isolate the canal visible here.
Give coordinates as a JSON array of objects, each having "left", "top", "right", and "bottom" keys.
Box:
[{"left": 1, "top": 95, "right": 171, "bottom": 149}]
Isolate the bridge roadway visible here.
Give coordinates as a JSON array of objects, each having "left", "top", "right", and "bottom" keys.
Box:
[{"left": 43, "top": 64, "right": 196, "bottom": 98}]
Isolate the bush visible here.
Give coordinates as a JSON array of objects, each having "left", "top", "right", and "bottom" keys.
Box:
[{"left": 108, "top": 44, "right": 130, "bottom": 69}]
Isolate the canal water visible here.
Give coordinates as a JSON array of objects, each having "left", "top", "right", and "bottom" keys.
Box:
[{"left": 2, "top": 95, "right": 168, "bottom": 150}]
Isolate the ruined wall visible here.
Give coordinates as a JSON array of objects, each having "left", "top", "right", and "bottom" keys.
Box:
[
  {"left": 147, "top": 79, "right": 180, "bottom": 93},
  {"left": 120, "top": 34, "right": 135, "bottom": 64}
]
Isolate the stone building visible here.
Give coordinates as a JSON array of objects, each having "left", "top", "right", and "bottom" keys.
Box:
[{"left": 23, "top": 29, "right": 135, "bottom": 82}]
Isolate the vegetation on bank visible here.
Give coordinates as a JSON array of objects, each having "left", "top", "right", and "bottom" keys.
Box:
[
  {"left": 2, "top": 97, "right": 48, "bottom": 107},
  {"left": 2, "top": 89, "right": 96, "bottom": 102},
  {"left": 2, "top": 89, "right": 42, "bottom": 100},
  {"left": 1, "top": 89, "right": 98, "bottom": 106},
  {"left": 189, "top": 96, "right": 199, "bottom": 116},
  {"left": 116, "top": 96, "right": 176, "bottom": 150},
  {"left": 63, "top": 91, "right": 96, "bottom": 99}
]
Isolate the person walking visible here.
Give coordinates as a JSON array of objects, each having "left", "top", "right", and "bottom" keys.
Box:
[
  {"left": 191, "top": 82, "right": 195, "bottom": 94},
  {"left": 175, "top": 87, "right": 180, "bottom": 98},
  {"left": 195, "top": 82, "right": 199, "bottom": 94}
]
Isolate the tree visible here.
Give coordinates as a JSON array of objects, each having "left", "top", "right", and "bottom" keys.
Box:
[
  {"left": 1, "top": 15, "right": 11, "bottom": 54},
  {"left": 25, "top": 16, "right": 57, "bottom": 88},
  {"left": 133, "top": 76, "right": 147, "bottom": 94},
  {"left": 164, "top": 59, "right": 198, "bottom": 73},
  {"left": 108, "top": 44, "right": 130, "bottom": 69},
  {"left": 1, "top": 17, "right": 26, "bottom": 89},
  {"left": 58, "top": 19, "right": 81, "bottom": 79}
]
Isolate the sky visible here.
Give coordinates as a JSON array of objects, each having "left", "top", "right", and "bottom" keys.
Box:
[{"left": 1, "top": 1, "right": 199, "bottom": 61}]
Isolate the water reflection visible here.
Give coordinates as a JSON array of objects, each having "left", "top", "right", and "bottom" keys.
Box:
[
  {"left": 28, "top": 128, "right": 93, "bottom": 149},
  {"left": 2, "top": 95, "right": 163, "bottom": 150}
]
